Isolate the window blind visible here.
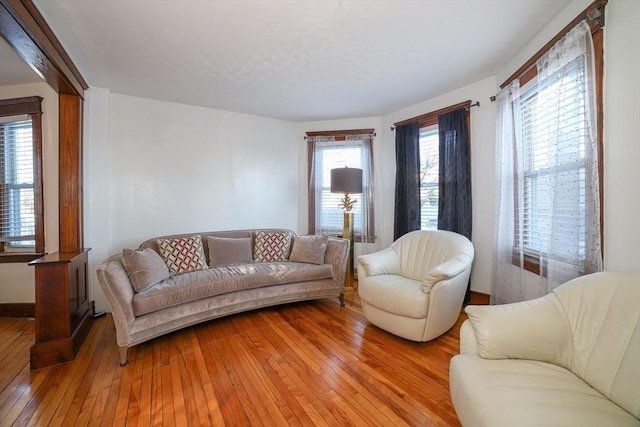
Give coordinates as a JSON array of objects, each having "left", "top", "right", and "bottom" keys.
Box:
[
  {"left": 0, "top": 118, "right": 35, "bottom": 244},
  {"left": 518, "top": 55, "right": 587, "bottom": 264}
]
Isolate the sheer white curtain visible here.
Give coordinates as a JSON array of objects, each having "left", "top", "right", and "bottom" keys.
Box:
[
  {"left": 492, "top": 21, "right": 601, "bottom": 304},
  {"left": 537, "top": 20, "right": 602, "bottom": 289},
  {"left": 492, "top": 80, "right": 526, "bottom": 304}
]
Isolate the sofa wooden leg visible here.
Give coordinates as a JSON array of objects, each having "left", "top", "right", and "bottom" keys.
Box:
[
  {"left": 339, "top": 293, "right": 345, "bottom": 307},
  {"left": 119, "top": 346, "right": 129, "bottom": 366}
]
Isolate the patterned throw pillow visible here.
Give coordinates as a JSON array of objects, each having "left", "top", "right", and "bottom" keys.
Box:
[
  {"left": 156, "top": 235, "right": 208, "bottom": 274},
  {"left": 254, "top": 231, "right": 292, "bottom": 262}
]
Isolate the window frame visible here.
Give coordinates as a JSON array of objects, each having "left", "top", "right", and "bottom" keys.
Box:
[
  {"left": 0, "top": 96, "right": 45, "bottom": 263},
  {"left": 502, "top": 0, "right": 605, "bottom": 275},
  {"left": 307, "top": 129, "right": 376, "bottom": 243}
]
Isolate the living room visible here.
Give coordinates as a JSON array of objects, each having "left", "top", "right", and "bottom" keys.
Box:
[{"left": 0, "top": 0, "right": 638, "bottom": 425}]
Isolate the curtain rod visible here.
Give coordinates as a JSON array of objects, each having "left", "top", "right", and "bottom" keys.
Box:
[
  {"left": 390, "top": 100, "right": 478, "bottom": 131},
  {"left": 304, "top": 128, "right": 376, "bottom": 140},
  {"left": 499, "top": 0, "right": 607, "bottom": 90}
]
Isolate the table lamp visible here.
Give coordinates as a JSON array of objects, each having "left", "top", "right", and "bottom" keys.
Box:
[{"left": 330, "top": 167, "right": 362, "bottom": 287}]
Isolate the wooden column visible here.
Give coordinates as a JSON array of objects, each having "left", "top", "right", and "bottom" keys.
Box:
[
  {"left": 2, "top": 0, "right": 92, "bottom": 370},
  {"left": 29, "top": 94, "right": 91, "bottom": 369},
  {"left": 59, "top": 93, "right": 84, "bottom": 252},
  {"left": 29, "top": 250, "right": 92, "bottom": 369}
]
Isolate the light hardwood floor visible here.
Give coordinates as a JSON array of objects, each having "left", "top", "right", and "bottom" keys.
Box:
[{"left": 0, "top": 290, "right": 488, "bottom": 426}]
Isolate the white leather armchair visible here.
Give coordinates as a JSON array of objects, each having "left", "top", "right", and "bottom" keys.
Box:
[
  {"left": 450, "top": 271, "right": 640, "bottom": 427},
  {"left": 357, "top": 230, "right": 474, "bottom": 342}
]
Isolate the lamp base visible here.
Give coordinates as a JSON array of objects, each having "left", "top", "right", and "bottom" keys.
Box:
[{"left": 343, "top": 212, "right": 355, "bottom": 287}]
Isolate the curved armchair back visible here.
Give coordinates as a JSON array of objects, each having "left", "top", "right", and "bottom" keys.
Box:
[
  {"left": 391, "top": 230, "right": 474, "bottom": 281},
  {"left": 554, "top": 271, "right": 640, "bottom": 418}
]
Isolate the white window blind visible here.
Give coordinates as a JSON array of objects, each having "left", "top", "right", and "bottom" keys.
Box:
[
  {"left": 518, "top": 54, "right": 588, "bottom": 264},
  {"left": 0, "top": 118, "right": 35, "bottom": 246}
]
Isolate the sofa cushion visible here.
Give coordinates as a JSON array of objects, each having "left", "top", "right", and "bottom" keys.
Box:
[
  {"left": 132, "top": 262, "right": 333, "bottom": 316},
  {"left": 289, "top": 235, "right": 329, "bottom": 265},
  {"left": 157, "top": 235, "right": 208, "bottom": 274},
  {"left": 122, "top": 248, "right": 171, "bottom": 292},
  {"left": 207, "top": 236, "right": 253, "bottom": 267},
  {"left": 358, "top": 274, "right": 428, "bottom": 319},
  {"left": 449, "top": 355, "right": 640, "bottom": 427},
  {"left": 254, "top": 231, "right": 292, "bottom": 262},
  {"left": 464, "top": 294, "right": 572, "bottom": 367}
]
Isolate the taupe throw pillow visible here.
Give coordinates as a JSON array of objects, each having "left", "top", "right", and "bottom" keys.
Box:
[
  {"left": 207, "top": 236, "right": 253, "bottom": 267},
  {"left": 289, "top": 235, "right": 329, "bottom": 265},
  {"left": 122, "top": 248, "right": 171, "bottom": 292}
]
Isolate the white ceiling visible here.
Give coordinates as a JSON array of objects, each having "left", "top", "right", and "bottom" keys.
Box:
[{"left": 20, "top": 0, "right": 572, "bottom": 122}]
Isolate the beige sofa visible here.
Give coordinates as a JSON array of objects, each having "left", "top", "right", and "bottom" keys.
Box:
[
  {"left": 450, "top": 271, "right": 640, "bottom": 427},
  {"left": 98, "top": 229, "right": 349, "bottom": 365}
]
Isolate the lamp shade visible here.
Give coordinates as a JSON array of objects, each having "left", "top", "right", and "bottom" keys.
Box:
[{"left": 331, "top": 167, "right": 363, "bottom": 194}]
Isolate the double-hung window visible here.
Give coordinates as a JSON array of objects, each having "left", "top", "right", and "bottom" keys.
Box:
[
  {"left": 518, "top": 60, "right": 589, "bottom": 263},
  {"left": 419, "top": 126, "right": 439, "bottom": 230},
  {"left": 498, "top": 13, "right": 604, "bottom": 280},
  {"left": 0, "top": 96, "right": 44, "bottom": 260},
  {"left": 307, "top": 129, "right": 375, "bottom": 242}
]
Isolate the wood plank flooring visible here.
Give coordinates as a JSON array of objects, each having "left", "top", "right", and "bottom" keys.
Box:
[{"left": 0, "top": 290, "right": 488, "bottom": 426}]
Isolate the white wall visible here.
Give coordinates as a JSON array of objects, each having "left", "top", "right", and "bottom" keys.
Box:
[
  {"left": 84, "top": 86, "right": 111, "bottom": 311},
  {"left": 0, "top": 82, "right": 58, "bottom": 303},
  {"left": 603, "top": 0, "right": 640, "bottom": 270},
  {"left": 108, "top": 94, "right": 299, "bottom": 250},
  {"left": 85, "top": 92, "right": 299, "bottom": 311}
]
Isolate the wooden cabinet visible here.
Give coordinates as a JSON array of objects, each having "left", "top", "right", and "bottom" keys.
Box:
[{"left": 29, "top": 249, "right": 92, "bottom": 370}]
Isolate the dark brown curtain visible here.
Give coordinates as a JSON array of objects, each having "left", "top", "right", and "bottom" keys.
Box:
[
  {"left": 393, "top": 122, "right": 421, "bottom": 240},
  {"left": 438, "top": 108, "right": 472, "bottom": 302}
]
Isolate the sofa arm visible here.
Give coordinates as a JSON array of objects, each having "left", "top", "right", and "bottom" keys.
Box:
[
  {"left": 325, "top": 237, "right": 349, "bottom": 288},
  {"left": 465, "top": 293, "right": 573, "bottom": 367},
  {"left": 459, "top": 319, "right": 479, "bottom": 354},
  {"left": 423, "top": 253, "right": 473, "bottom": 293},
  {"left": 357, "top": 247, "right": 401, "bottom": 277},
  {"left": 97, "top": 254, "right": 137, "bottom": 346}
]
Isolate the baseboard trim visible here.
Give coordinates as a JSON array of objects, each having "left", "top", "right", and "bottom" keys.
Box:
[
  {"left": 0, "top": 303, "right": 36, "bottom": 318},
  {"left": 469, "top": 291, "right": 490, "bottom": 305}
]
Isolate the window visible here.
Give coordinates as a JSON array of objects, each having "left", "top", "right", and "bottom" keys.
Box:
[
  {"left": 394, "top": 100, "right": 472, "bottom": 233},
  {"left": 498, "top": 9, "right": 604, "bottom": 277},
  {"left": 0, "top": 96, "right": 44, "bottom": 261},
  {"left": 419, "top": 126, "right": 439, "bottom": 230},
  {"left": 307, "top": 130, "right": 375, "bottom": 242},
  {"left": 518, "top": 61, "right": 588, "bottom": 262}
]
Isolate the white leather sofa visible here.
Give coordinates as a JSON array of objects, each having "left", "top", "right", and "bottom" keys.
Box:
[
  {"left": 357, "top": 230, "right": 474, "bottom": 342},
  {"left": 450, "top": 271, "right": 640, "bottom": 427}
]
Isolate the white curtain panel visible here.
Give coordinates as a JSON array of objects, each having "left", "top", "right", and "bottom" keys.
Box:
[
  {"left": 492, "top": 20, "right": 601, "bottom": 304},
  {"left": 492, "top": 80, "right": 526, "bottom": 304}
]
